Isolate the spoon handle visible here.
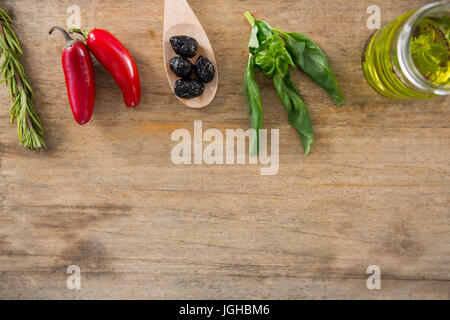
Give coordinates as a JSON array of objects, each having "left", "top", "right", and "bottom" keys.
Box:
[{"left": 164, "top": 0, "right": 198, "bottom": 29}]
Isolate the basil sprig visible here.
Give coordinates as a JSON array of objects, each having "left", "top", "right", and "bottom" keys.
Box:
[{"left": 244, "top": 11, "right": 343, "bottom": 155}]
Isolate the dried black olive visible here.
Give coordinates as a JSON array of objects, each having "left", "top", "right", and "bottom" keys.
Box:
[
  {"left": 170, "top": 36, "right": 199, "bottom": 58},
  {"left": 174, "top": 78, "right": 204, "bottom": 99},
  {"left": 194, "top": 55, "right": 215, "bottom": 83},
  {"left": 170, "top": 56, "right": 193, "bottom": 78}
]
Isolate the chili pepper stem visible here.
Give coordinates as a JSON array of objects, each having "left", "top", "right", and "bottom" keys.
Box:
[
  {"left": 49, "top": 26, "right": 73, "bottom": 43},
  {"left": 69, "top": 28, "right": 90, "bottom": 40}
]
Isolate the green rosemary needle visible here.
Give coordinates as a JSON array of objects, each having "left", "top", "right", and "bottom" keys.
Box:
[{"left": 0, "top": 8, "right": 45, "bottom": 151}]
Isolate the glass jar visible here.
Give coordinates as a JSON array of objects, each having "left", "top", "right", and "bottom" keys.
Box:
[{"left": 362, "top": 1, "right": 450, "bottom": 100}]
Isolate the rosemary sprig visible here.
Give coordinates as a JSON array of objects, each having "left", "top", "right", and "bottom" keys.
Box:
[{"left": 0, "top": 8, "right": 45, "bottom": 151}]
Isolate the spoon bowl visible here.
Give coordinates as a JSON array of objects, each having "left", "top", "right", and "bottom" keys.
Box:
[{"left": 163, "top": 0, "right": 218, "bottom": 109}]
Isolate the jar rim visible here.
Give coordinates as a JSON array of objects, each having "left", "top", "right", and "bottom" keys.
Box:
[{"left": 397, "top": 1, "right": 450, "bottom": 95}]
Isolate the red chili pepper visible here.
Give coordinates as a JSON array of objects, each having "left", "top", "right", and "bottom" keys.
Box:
[
  {"left": 72, "top": 28, "right": 141, "bottom": 108},
  {"left": 49, "top": 26, "right": 96, "bottom": 125}
]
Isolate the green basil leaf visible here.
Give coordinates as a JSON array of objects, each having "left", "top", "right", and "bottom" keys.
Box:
[
  {"left": 255, "top": 34, "right": 294, "bottom": 77},
  {"left": 280, "top": 48, "right": 295, "bottom": 67},
  {"left": 266, "top": 34, "right": 284, "bottom": 53},
  {"left": 276, "top": 50, "right": 295, "bottom": 75},
  {"left": 254, "top": 20, "right": 275, "bottom": 43},
  {"left": 244, "top": 54, "right": 263, "bottom": 155},
  {"left": 280, "top": 31, "right": 344, "bottom": 106},
  {"left": 273, "top": 69, "right": 314, "bottom": 155},
  {"left": 255, "top": 47, "right": 276, "bottom": 77}
]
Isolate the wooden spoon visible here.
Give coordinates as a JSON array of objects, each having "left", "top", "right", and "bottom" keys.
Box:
[{"left": 163, "top": 0, "right": 218, "bottom": 108}]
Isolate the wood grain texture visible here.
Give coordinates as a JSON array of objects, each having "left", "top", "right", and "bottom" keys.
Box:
[{"left": 0, "top": 0, "right": 449, "bottom": 299}]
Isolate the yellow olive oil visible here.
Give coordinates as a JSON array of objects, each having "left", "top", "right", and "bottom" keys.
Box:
[{"left": 362, "top": 9, "right": 450, "bottom": 100}]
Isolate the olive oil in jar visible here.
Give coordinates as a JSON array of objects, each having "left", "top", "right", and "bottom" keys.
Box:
[{"left": 362, "top": 2, "right": 450, "bottom": 100}]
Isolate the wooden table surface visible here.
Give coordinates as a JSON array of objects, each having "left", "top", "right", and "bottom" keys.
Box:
[{"left": 0, "top": 0, "right": 448, "bottom": 300}]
